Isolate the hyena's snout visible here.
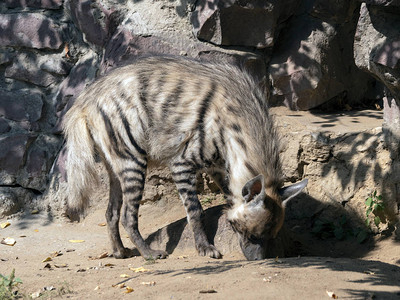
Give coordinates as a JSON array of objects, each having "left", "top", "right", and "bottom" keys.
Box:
[{"left": 239, "top": 236, "right": 266, "bottom": 261}]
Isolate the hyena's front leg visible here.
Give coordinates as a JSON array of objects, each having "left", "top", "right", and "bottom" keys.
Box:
[
  {"left": 119, "top": 163, "right": 168, "bottom": 260},
  {"left": 171, "top": 162, "right": 222, "bottom": 259}
]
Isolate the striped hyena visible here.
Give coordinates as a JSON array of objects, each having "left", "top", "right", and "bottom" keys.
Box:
[{"left": 63, "top": 56, "right": 307, "bottom": 261}]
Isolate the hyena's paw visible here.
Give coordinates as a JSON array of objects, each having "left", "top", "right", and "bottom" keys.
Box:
[
  {"left": 197, "top": 244, "right": 222, "bottom": 259},
  {"left": 113, "top": 247, "right": 137, "bottom": 259},
  {"left": 143, "top": 249, "right": 169, "bottom": 260}
]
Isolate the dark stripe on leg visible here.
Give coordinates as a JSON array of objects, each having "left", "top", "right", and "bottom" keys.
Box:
[{"left": 171, "top": 169, "right": 196, "bottom": 177}]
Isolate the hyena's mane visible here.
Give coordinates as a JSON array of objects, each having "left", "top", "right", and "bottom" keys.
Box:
[{"left": 211, "top": 62, "right": 284, "bottom": 192}]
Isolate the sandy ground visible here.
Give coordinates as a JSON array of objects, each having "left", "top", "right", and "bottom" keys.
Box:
[
  {"left": 1, "top": 201, "right": 399, "bottom": 300},
  {"left": 1, "top": 108, "right": 399, "bottom": 299}
]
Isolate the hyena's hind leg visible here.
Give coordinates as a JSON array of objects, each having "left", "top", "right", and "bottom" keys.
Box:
[
  {"left": 118, "top": 160, "right": 168, "bottom": 260},
  {"left": 170, "top": 161, "right": 222, "bottom": 259},
  {"left": 104, "top": 163, "right": 135, "bottom": 259}
]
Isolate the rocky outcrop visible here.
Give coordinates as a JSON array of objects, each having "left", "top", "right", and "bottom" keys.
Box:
[
  {"left": 191, "top": 0, "right": 299, "bottom": 48},
  {"left": 354, "top": 2, "right": 400, "bottom": 146}
]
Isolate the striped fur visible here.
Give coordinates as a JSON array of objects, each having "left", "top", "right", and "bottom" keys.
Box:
[{"left": 63, "top": 56, "right": 306, "bottom": 261}]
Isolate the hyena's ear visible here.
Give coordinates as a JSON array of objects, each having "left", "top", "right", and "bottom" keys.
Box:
[
  {"left": 279, "top": 179, "right": 308, "bottom": 207},
  {"left": 242, "top": 174, "right": 265, "bottom": 203}
]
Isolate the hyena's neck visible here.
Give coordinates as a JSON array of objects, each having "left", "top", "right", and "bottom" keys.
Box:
[{"left": 225, "top": 139, "right": 257, "bottom": 204}]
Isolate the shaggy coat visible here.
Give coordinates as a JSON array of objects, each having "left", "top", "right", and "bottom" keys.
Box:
[{"left": 63, "top": 56, "right": 307, "bottom": 260}]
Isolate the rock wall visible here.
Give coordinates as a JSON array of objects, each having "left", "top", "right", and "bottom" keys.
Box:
[{"left": 0, "top": 0, "right": 399, "bottom": 228}]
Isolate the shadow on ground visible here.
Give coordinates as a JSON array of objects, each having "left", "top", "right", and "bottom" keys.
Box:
[
  {"left": 269, "top": 256, "right": 400, "bottom": 299},
  {"left": 144, "top": 190, "right": 391, "bottom": 260}
]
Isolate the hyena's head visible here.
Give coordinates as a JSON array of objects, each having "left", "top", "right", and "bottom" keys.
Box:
[{"left": 227, "top": 174, "right": 307, "bottom": 261}]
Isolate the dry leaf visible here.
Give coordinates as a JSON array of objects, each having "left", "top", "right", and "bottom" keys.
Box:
[
  {"left": 98, "top": 222, "right": 106, "bottom": 227},
  {"left": 125, "top": 286, "right": 134, "bottom": 293},
  {"left": 120, "top": 274, "right": 130, "bottom": 278},
  {"left": 42, "top": 257, "right": 52, "bottom": 262},
  {"left": 98, "top": 252, "right": 108, "bottom": 259},
  {"left": 89, "top": 252, "right": 109, "bottom": 260},
  {"left": 112, "top": 283, "right": 125, "bottom": 288},
  {"left": 54, "top": 264, "right": 68, "bottom": 268},
  {"left": 50, "top": 251, "right": 62, "bottom": 258},
  {"left": 141, "top": 281, "right": 156, "bottom": 286},
  {"left": 130, "top": 266, "right": 150, "bottom": 273},
  {"left": 326, "top": 290, "right": 338, "bottom": 299},
  {"left": 1, "top": 237, "right": 16, "bottom": 246},
  {"left": 1, "top": 222, "right": 10, "bottom": 229},
  {"left": 69, "top": 239, "right": 85, "bottom": 243},
  {"left": 34, "top": 229, "right": 39, "bottom": 232},
  {"left": 104, "top": 263, "right": 115, "bottom": 267},
  {"left": 31, "top": 209, "right": 39, "bottom": 214}
]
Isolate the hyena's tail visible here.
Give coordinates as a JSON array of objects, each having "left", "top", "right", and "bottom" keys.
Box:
[{"left": 63, "top": 109, "right": 98, "bottom": 220}]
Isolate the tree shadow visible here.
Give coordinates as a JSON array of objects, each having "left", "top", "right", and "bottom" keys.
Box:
[
  {"left": 309, "top": 109, "right": 383, "bottom": 128},
  {"left": 262, "top": 256, "right": 400, "bottom": 299},
  {"left": 310, "top": 124, "right": 399, "bottom": 222}
]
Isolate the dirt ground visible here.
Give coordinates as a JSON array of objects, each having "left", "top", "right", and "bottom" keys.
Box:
[
  {"left": 1, "top": 199, "right": 399, "bottom": 299},
  {"left": 1, "top": 108, "right": 400, "bottom": 299}
]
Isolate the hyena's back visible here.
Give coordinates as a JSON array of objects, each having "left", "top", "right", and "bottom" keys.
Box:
[{"left": 68, "top": 57, "right": 234, "bottom": 161}]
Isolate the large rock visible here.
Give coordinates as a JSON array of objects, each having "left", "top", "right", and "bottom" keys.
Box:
[
  {"left": 0, "top": 134, "right": 35, "bottom": 180},
  {"left": 0, "top": 89, "right": 43, "bottom": 123},
  {"left": 354, "top": 3, "right": 400, "bottom": 142},
  {"left": 4, "top": 0, "right": 63, "bottom": 9},
  {"left": 0, "top": 50, "right": 13, "bottom": 65},
  {"left": 53, "top": 51, "right": 99, "bottom": 120},
  {"left": 354, "top": 3, "right": 400, "bottom": 99},
  {"left": 269, "top": 16, "right": 344, "bottom": 110},
  {"left": 191, "top": 0, "right": 299, "bottom": 48},
  {"left": 19, "top": 134, "right": 63, "bottom": 191},
  {"left": 269, "top": 1, "right": 374, "bottom": 110},
  {"left": 0, "top": 13, "right": 63, "bottom": 49},
  {"left": 0, "top": 133, "right": 62, "bottom": 191},
  {"left": 0, "top": 119, "right": 11, "bottom": 134},
  {"left": 68, "top": 0, "right": 118, "bottom": 47},
  {"left": 0, "top": 186, "right": 35, "bottom": 218},
  {"left": 4, "top": 53, "right": 71, "bottom": 87},
  {"left": 101, "top": 29, "right": 184, "bottom": 72}
]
